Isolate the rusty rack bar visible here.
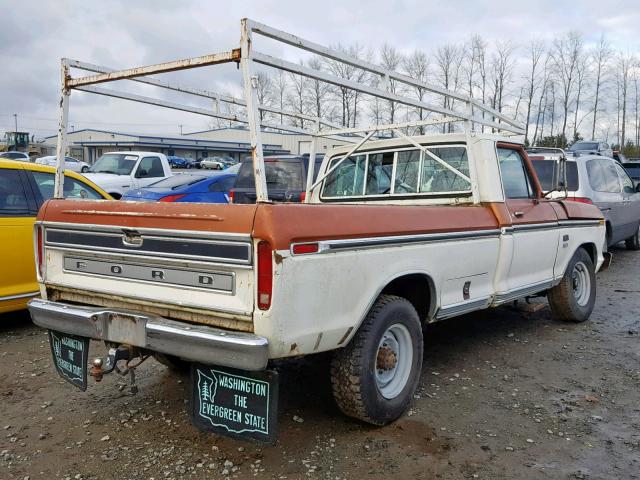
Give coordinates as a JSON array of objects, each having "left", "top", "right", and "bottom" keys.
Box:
[{"left": 53, "top": 18, "right": 525, "bottom": 200}]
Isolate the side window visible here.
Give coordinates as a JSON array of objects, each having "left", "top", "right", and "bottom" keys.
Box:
[
  {"left": 588, "top": 160, "right": 620, "bottom": 193},
  {"left": 209, "top": 176, "right": 236, "bottom": 192},
  {"left": 497, "top": 147, "right": 534, "bottom": 199},
  {"left": 394, "top": 150, "right": 420, "bottom": 193},
  {"left": 366, "top": 152, "right": 394, "bottom": 195},
  {"left": 420, "top": 146, "right": 471, "bottom": 193},
  {"left": 615, "top": 163, "right": 635, "bottom": 194},
  {"left": 322, "top": 155, "right": 366, "bottom": 197},
  {"left": 31, "top": 172, "right": 103, "bottom": 202},
  {"left": 0, "top": 169, "right": 30, "bottom": 216},
  {"left": 136, "top": 157, "right": 164, "bottom": 178}
]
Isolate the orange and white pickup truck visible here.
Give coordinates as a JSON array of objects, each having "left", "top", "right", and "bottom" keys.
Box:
[{"left": 29, "top": 133, "right": 605, "bottom": 440}]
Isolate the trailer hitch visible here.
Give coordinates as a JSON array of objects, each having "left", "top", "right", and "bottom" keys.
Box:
[{"left": 90, "top": 345, "right": 148, "bottom": 394}]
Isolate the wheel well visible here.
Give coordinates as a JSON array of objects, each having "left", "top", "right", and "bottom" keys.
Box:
[
  {"left": 579, "top": 242, "right": 597, "bottom": 264},
  {"left": 380, "top": 274, "right": 435, "bottom": 323},
  {"left": 605, "top": 221, "right": 612, "bottom": 244},
  {"left": 109, "top": 192, "right": 122, "bottom": 200}
]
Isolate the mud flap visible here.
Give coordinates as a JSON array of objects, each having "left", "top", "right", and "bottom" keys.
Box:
[
  {"left": 48, "top": 331, "right": 90, "bottom": 391},
  {"left": 190, "top": 363, "right": 279, "bottom": 444}
]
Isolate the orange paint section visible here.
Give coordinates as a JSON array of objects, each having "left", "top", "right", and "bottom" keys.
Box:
[
  {"left": 39, "top": 199, "right": 258, "bottom": 234},
  {"left": 253, "top": 203, "right": 500, "bottom": 250}
]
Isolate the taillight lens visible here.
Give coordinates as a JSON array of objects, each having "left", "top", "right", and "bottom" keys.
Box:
[
  {"left": 159, "top": 194, "right": 187, "bottom": 202},
  {"left": 257, "top": 241, "right": 273, "bottom": 310},
  {"left": 299, "top": 191, "right": 306, "bottom": 202},
  {"left": 228, "top": 190, "right": 235, "bottom": 203},
  {"left": 570, "top": 197, "right": 593, "bottom": 204},
  {"left": 36, "top": 224, "right": 44, "bottom": 279}
]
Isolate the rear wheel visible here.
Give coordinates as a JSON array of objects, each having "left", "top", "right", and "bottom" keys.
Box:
[
  {"left": 625, "top": 224, "right": 640, "bottom": 250},
  {"left": 81, "top": 166, "right": 89, "bottom": 173},
  {"left": 548, "top": 248, "right": 596, "bottom": 323},
  {"left": 330, "top": 295, "right": 423, "bottom": 425}
]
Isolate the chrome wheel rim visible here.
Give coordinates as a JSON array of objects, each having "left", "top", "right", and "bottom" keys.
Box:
[
  {"left": 571, "top": 261, "right": 590, "bottom": 307},
  {"left": 375, "top": 323, "right": 413, "bottom": 399}
]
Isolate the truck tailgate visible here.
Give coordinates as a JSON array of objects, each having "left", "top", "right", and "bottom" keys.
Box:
[{"left": 37, "top": 199, "right": 258, "bottom": 331}]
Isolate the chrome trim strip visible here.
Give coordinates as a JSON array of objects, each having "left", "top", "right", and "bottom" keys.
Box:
[
  {"left": 291, "top": 228, "right": 501, "bottom": 254},
  {"left": 492, "top": 280, "right": 554, "bottom": 305},
  {"left": 45, "top": 246, "right": 253, "bottom": 270},
  {"left": 435, "top": 297, "right": 491, "bottom": 320},
  {"left": 40, "top": 221, "right": 252, "bottom": 242},
  {"left": 512, "top": 222, "right": 558, "bottom": 232},
  {"left": 558, "top": 219, "right": 602, "bottom": 228},
  {"left": 45, "top": 228, "right": 252, "bottom": 265},
  {"left": 28, "top": 299, "right": 268, "bottom": 371},
  {"left": 0, "top": 291, "right": 40, "bottom": 302}
]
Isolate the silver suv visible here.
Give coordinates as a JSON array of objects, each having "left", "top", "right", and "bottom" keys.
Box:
[
  {"left": 531, "top": 154, "right": 640, "bottom": 249},
  {"left": 568, "top": 141, "right": 613, "bottom": 158}
]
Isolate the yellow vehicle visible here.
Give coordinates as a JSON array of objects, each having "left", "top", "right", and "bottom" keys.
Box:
[{"left": 0, "top": 159, "right": 111, "bottom": 313}]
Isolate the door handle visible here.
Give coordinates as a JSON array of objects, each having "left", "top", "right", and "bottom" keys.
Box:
[{"left": 513, "top": 211, "right": 524, "bottom": 218}]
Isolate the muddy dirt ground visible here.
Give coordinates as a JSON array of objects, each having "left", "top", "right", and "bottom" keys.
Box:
[{"left": 1, "top": 246, "right": 639, "bottom": 480}]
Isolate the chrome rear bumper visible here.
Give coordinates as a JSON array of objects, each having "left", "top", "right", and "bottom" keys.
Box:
[{"left": 28, "top": 299, "right": 268, "bottom": 371}]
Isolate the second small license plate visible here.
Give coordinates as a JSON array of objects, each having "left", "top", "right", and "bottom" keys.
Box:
[
  {"left": 191, "top": 364, "right": 278, "bottom": 444},
  {"left": 48, "top": 331, "right": 90, "bottom": 391}
]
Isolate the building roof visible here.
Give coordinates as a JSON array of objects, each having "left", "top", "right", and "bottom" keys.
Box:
[{"left": 44, "top": 128, "right": 289, "bottom": 154}]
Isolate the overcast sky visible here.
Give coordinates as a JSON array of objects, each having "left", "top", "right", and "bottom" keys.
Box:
[{"left": 2, "top": 0, "right": 639, "bottom": 141}]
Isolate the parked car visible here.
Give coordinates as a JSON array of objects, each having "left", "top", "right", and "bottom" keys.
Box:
[
  {"left": 230, "top": 154, "right": 323, "bottom": 203},
  {"left": 167, "top": 156, "right": 194, "bottom": 169},
  {"left": 83, "top": 151, "right": 172, "bottom": 199},
  {"left": 0, "top": 151, "right": 30, "bottom": 162},
  {"left": 622, "top": 162, "right": 640, "bottom": 188},
  {"left": 568, "top": 141, "right": 613, "bottom": 158},
  {"left": 531, "top": 154, "right": 640, "bottom": 249},
  {"left": 0, "top": 159, "right": 110, "bottom": 313},
  {"left": 35, "top": 155, "right": 90, "bottom": 173},
  {"left": 122, "top": 171, "right": 237, "bottom": 203},
  {"left": 200, "top": 157, "right": 226, "bottom": 170}
]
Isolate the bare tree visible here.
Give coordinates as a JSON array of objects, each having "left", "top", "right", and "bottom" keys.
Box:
[
  {"left": 434, "top": 44, "right": 463, "bottom": 132},
  {"left": 379, "top": 44, "right": 404, "bottom": 128},
  {"left": 403, "top": 50, "right": 430, "bottom": 133},
  {"left": 287, "top": 67, "right": 307, "bottom": 129},
  {"left": 271, "top": 70, "right": 288, "bottom": 124},
  {"left": 590, "top": 35, "right": 611, "bottom": 140},
  {"left": 616, "top": 52, "right": 635, "bottom": 146},
  {"left": 552, "top": 32, "right": 584, "bottom": 140},
  {"left": 488, "top": 41, "right": 515, "bottom": 132},
  {"left": 523, "top": 40, "right": 546, "bottom": 145},
  {"left": 572, "top": 53, "right": 589, "bottom": 141},
  {"left": 254, "top": 71, "right": 272, "bottom": 123},
  {"left": 305, "top": 57, "right": 333, "bottom": 125}
]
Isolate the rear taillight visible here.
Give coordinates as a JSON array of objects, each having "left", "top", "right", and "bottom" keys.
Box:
[
  {"left": 159, "top": 194, "right": 187, "bottom": 202},
  {"left": 228, "top": 190, "right": 235, "bottom": 203},
  {"left": 257, "top": 241, "right": 273, "bottom": 310},
  {"left": 570, "top": 197, "right": 593, "bottom": 204},
  {"left": 299, "top": 191, "right": 306, "bottom": 202},
  {"left": 35, "top": 224, "right": 44, "bottom": 279}
]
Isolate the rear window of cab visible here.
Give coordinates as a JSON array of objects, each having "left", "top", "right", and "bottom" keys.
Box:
[{"left": 320, "top": 145, "right": 471, "bottom": 199}]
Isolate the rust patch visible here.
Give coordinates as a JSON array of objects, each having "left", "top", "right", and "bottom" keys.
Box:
[
  {"left": 289, "top": 343, "right": 300, "bottom": 354},
  {"left": 273, "top": 251, "right": 285, "bottom": 264}
]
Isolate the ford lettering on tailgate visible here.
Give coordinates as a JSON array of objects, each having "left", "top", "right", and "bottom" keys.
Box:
[{"left": 64, "top": 256, "right": 234, "bottom": 292}]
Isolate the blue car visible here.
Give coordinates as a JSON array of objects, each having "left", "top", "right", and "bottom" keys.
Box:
[
  {"left": 122, "top": 172, "right": 237, "bottom": 203},
  {"left": 167, "top": 156, "right": 193, "bottom": 169}
]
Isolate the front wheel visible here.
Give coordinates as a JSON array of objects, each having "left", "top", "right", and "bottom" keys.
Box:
[
  {"left": 330, "top": 294, "right": 423, "bottom": 425},
  {"left": 625, "top": 224, "right": 640, "bottom": 250},
  {"left": 81, "top": 166, "right": 89, "bottom": 173},
  {"left": 548, "top": 248, "right": 596, "bottom": 322}
]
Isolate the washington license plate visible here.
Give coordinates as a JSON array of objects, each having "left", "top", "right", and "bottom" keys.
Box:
[{"left": 48, "top": 331, "right": 90, "bottom": 391}]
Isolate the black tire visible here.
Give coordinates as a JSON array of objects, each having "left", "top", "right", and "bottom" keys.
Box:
[
  {"left": 153, "top": 353, "right": 190, "bottom": 373},
  {"left": 330, "top": 294, "right": 423, "bottom": 426},
  {"left": 81, "top": 166, "right": 89, "bottom": 173},
  {"left": 625, "top": 224, "right": 640, "bottom": 250},
  {"left": 109, "top": 192, "right": 121, "bottom": 200},
  {"left": 548, "top": 248, "right": 596, "bottom": 323}
]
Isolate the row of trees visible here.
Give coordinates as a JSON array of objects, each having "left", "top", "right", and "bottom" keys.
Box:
[{"left": 211, "top": 32, "right": 640, "bottom": 150}]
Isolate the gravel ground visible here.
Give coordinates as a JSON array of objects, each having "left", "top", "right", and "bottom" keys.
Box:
[{"left": 1, "top": 246, "right": 639, "bottom": 480}]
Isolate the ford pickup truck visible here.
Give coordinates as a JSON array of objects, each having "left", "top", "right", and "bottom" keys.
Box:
[{"left": 29, "top": 133, "right": 605, "bottom": 438}]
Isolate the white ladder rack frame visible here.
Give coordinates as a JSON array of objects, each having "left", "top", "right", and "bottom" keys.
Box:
[{"left": 52, "top": 18, "right": 524, "bottom": 201}]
